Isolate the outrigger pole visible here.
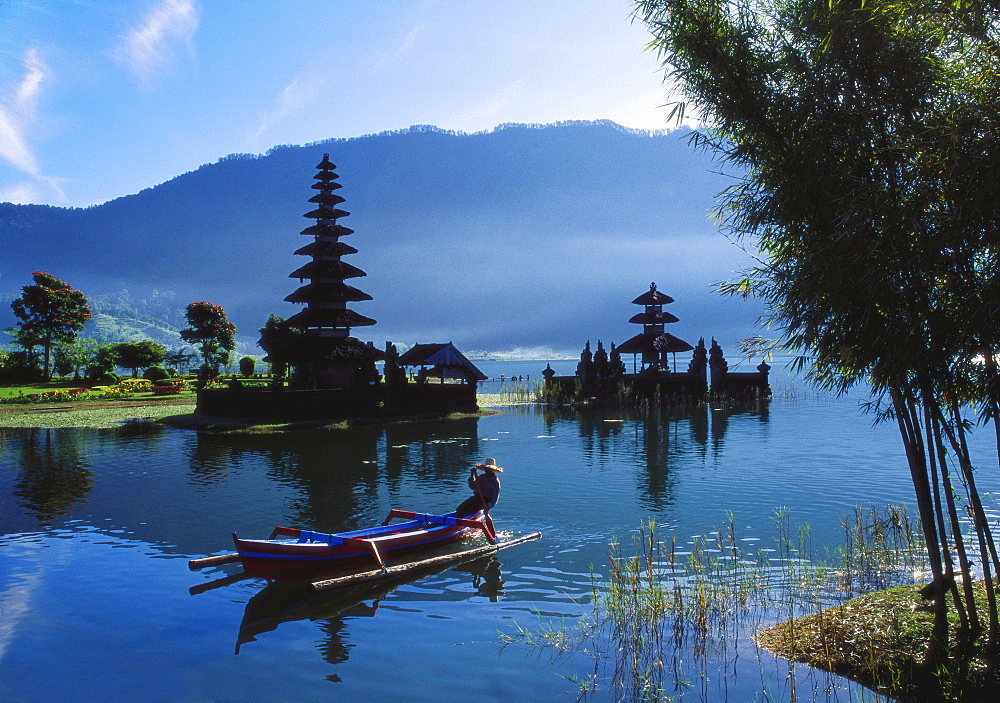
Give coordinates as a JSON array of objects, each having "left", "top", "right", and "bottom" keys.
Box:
[
  {"left": 310, "top": 531, "right": 542, "bottom": 592},
  {"left": 189, "top": 552, "right": 241, "bottom": 570}
]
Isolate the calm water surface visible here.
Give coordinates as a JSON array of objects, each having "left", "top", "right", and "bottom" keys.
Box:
[{"left": 1, "top": 361, "right": 997, "bottom": 702}]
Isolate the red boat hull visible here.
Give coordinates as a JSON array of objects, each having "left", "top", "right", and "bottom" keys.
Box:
[{"left": 233, "top": 510, "right": 489, "bottom": 580}]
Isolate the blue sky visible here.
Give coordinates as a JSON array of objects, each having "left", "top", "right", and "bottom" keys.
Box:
[{"left": 0, "top": 0, "right": 677, "bottom": 208}]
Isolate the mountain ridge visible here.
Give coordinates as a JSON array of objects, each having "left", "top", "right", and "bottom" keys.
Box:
[{"left": 0, "top": 121, "right": 761, "bottom": 357}]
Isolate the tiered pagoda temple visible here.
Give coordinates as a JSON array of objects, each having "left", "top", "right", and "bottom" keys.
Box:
[
  {"left": 544, "top": 282, "right": 771, "bottom": 404},
  {"left": 616, "top": 282, "right": 694, "bottom": 373},
  {"left": 194, "top": 154, "right": 485, "bottom": 422},
  {"left": 283, "top": 154, "right": 380, "bottom": 389}
]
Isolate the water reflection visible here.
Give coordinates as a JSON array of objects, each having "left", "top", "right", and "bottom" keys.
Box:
[
  {"left": 190, "top": 429, "right": 383, "bottom": 532},
  {"left": 236, "top": 579, "right": 381, "bottom": 656},
  {"left": 454, "top": 555, "right": 505, "bottom": 601},
  {"left": 233, "top": 551, "right": 507, "bottom": 660},
  {"left": 3, "top": 392, "right": 922, "bottom": 702},
  {"left": 2, "top": 427, "right": 94, "bottom": 523},
  {"left": 188, "top": 417, "right": 482, "bottom": 533},
  {"left": 384, "top": 417, "right": 482, "bottom": 488},
  {"left": 710, "top": 399, "right": 769, "bottom": 449},
  {"left": 539, "top": 399, "right": 770, "bottom": 510}
]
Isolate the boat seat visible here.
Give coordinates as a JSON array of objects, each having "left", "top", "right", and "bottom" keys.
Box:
[{"left": 297, "top": 530, "right": 337, "bottom": 543}]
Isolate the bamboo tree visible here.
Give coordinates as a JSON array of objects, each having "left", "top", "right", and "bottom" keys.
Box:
[{"left": 637, "top": 0, "right": 1000, "bottom": 666}]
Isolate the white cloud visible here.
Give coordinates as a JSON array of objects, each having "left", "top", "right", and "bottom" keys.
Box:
[
  {"left": 0, "top": 48, "right": 49, "bottom": 177},
  {"left": 0, "top": 106, "right": 39, "bottom": 176},
  {"left": 369, "top": 24, "right": 427, "bottom": 75},
  {"left": 0, "top": 47, "right": 69, "bottom": 203},
  {"left": 114, "top": 0, "right": 199, "bottom": 83},
  {"left": 0, "top": 181, "right": 43, "bottom": 205},
  {"left": 445, "top": 78, "right": 529, "bottom": 132},
  {"left": 250, "top": 75, "right": 325, "bottom": 146},
  {"left": 15, "top": 48, "right": 46, "bottom": 112}
]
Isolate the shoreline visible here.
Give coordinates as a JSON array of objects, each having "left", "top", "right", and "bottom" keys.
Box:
[
  {"left": 756, "top": 581, "right": 1000, "bottom": 699},
  {"left": 0, "top": 396, "right": 505, "bottom": 431}
]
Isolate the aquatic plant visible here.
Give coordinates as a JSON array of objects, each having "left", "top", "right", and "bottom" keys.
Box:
[{"left": 504, "top": 506, "right": 925, "bottom": 701}]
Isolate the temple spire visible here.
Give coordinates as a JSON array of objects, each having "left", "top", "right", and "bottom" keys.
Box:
[{"left": 284, "top": 154, "right": 375, "bottom": 338}]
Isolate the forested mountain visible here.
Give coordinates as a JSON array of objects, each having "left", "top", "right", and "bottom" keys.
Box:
[{"left": 0, "top": 121, "right": 761, "bottom": 357}]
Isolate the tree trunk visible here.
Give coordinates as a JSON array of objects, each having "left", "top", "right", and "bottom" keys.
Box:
[{"left": 893, "top": 388, "right": 949, "bottom": 667}]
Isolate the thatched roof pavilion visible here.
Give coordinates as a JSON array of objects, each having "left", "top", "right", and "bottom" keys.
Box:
[{"left": 398, "top": 343, "right": 487, "bottom": 383}]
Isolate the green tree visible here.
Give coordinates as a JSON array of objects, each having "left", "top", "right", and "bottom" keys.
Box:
[
  {"left": 257, "top": 314, "right": 304, "bottom": 373},
  {"left": 86, "top": 344, "right": 118, "bottom": 380},
  {"left": 238, "top": 356, "right": 256, "bottom": 377},
  {"left": 180, "top": 301, "right": 236, "bottom": 373},
  {"left": 637, "top": 0, "right": 1000, "bottom": 668},
  {"left": 112, "top": 340, "right": 167, "bottom": 377},
  {"left": 4, "top": 327, "right": 42, "bottom": 366},
  {"left": 11, "top": 272, "right": 92, "bottom": 379},
  {"left": 53, "top": 338, "right": 98, "bottom": 379},
  {"left": 0, "top": 350, "right": 43, "bottom": 383},
  {"left": 164, "top": 347, "right": 197, "bottom": 373}
]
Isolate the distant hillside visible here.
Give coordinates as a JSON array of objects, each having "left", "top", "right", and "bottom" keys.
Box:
[{"left": 0, "top": 121, "right": 762, "bottom": 356}]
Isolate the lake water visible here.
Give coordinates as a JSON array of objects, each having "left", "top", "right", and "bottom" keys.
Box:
[{"left": 1, "top": 360, "right": 998, "bottom": 702}]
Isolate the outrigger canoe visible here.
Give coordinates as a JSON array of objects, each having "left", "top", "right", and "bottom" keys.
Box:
[{"left": 232, "top": 509, "right": 497, "bottom": 580}]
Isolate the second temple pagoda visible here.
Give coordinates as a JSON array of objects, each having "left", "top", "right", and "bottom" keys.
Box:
[
  {"left": 616, "top": 282, "right": 694, "bottom": 373},
  {"left": 544, "top": 282, "right": 770, "bottom": 404}
]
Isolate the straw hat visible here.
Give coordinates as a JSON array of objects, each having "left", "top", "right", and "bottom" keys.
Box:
[{"left": 477, "top": 458, "right": 504, "bottom": 473}]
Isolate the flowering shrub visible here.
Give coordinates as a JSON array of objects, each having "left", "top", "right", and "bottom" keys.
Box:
[
  {"left": 0, "top": 388, "right": 91, "bottom": 405},
  {"left": 100, "top": 386, "right": 135, "bottom": 400},
  {"left": 117, "top": 379, "right": 151, "bottom": 392},
  {"left": 151, "top": 385, "right": 185, "bottom": 395}
]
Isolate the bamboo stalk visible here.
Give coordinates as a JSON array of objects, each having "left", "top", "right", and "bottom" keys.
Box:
[
  {"left": 188, "top": 552, "right": 241, "bottom": 570},
  {"left": 311, "top": 531, "right": 542, "bottom": 592}
]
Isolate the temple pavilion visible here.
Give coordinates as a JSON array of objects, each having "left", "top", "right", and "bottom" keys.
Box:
[{"left": 615, "top": 282, "right": 694, "bottom": 373}]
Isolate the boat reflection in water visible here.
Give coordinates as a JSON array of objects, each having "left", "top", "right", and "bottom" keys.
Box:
[
  {"left": 454, "top": 555, "right": 505, "bottom": 602},
  {"left": 235, "top": 578, "right": 383, "bottom": 656},
  {"left": 232, "top": 552, "right": 508, "bottom": 654}
]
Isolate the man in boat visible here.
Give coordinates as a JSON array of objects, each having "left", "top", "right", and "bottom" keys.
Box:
[{"left": 456, "top": 458, "right": 502, "bottom": 536}]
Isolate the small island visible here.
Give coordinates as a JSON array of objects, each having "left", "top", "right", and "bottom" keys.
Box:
[{"left": 196, "top": 154, "right": 486, "bottom": 423}]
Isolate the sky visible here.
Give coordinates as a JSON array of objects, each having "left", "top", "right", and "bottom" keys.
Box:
[{"left": 0, "top": 0, "right": 681, "bottom": 208}]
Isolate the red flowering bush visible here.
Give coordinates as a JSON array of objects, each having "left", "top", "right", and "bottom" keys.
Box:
[{"left": 151, "top": 385, "right": 184, "bottom": 395}]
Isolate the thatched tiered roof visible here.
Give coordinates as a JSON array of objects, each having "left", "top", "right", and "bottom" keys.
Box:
[
  {"left": 618, "top": 282, "right": 692, "bottom": 365},
  {"left": 285, "top": 154, "right": 375, "bottom": 337}
]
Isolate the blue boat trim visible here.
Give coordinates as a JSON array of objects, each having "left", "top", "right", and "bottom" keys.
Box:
[{"left": 241, "top": 528, "right": 469, "bottom": 561}]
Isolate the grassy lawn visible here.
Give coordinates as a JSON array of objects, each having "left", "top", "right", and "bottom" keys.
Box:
[
  {"left": 0, "top": 402, "right": 197, "bottom": 428},
  {"left": 0, "top": 378, "right": 500, "bottom": 430},
  {"left": 0, "top": 378, "right": 196, "bottom": 428}
]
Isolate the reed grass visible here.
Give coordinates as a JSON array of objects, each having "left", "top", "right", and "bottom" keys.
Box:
[
  {"left": 493, "top": 381, "right": 539, "bottom": 404},
  {"left": 503, "top": 505, "right": 927, "bottom": 702}
]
